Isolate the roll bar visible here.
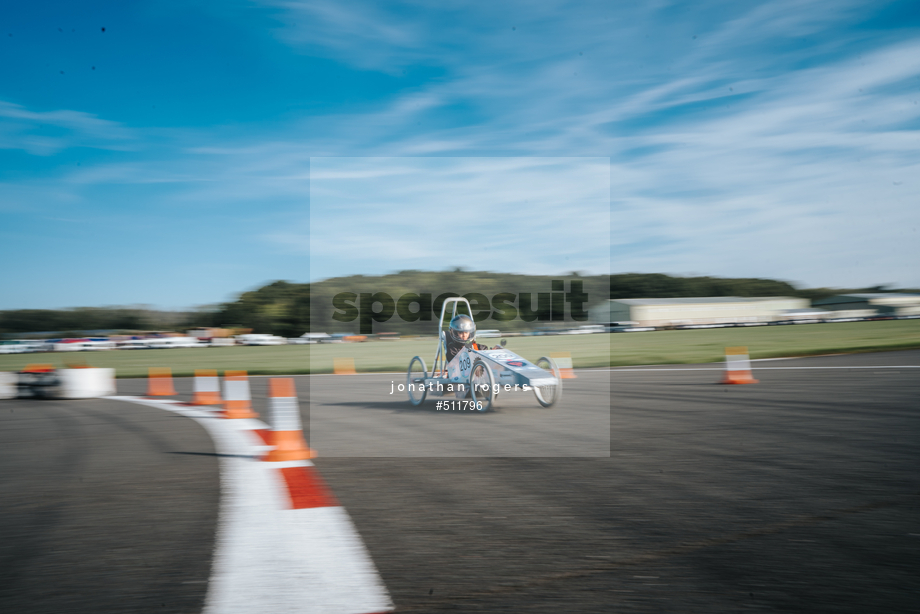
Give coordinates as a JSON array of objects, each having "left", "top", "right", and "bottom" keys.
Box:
[{"left": 432, "top": 297, "right": 472, "bottom": 376}]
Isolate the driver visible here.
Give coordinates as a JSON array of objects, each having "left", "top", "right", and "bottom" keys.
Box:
[{"left": 445, "top": 314, "right": 489, "bottom": 364}]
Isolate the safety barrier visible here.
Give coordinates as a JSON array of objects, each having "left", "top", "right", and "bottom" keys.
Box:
[
  {"left": 223, "top": 370, "right": 259, "bottom": 419},
  {"left": 550, "top": 352, "right": 577, "bottom": 379},
  {"left": 147, "top": 367, "right": 176, "bottom": 396},
  {"left": 263, "top": 378, "right": 315, "bottom": 461},
  {"left": 192, "top": 369, "right": 222, "bottom": 405},
  {"left": 721, "top": 346, "right": 758, "bottom": 384},
  {"left": 333, "top": 357, "right": 357, "bottom": 375}
]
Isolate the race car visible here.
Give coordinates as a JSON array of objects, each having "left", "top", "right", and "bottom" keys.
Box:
[{"left": 406, "top": 297, "right": 562, "bottom": 411}]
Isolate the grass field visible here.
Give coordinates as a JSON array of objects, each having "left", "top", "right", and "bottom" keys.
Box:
[{"left": 2, "top": 319, "right": 919, "bottom": 378}]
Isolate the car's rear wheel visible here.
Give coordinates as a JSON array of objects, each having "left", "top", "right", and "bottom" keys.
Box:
[{"left": 533, "top": 356, "right": 562, "bottom": 407}]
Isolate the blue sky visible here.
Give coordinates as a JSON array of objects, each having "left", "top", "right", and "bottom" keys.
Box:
[
  {"left": 309, "top": 157, "right": 611, "bottom": 281},
  {"left": 1, "top": 1, "right": 919, "bottom": 310}
]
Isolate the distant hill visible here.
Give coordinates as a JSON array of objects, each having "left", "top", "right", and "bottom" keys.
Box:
[
  {"left": 3, "top": 273, "right": 915, "bottom": 337},
  {"left": 179, "top": 272, "right": 917, "bottom": 336},
  {"left": 0, "top": 306, "right": 192, "bottom": 338}
]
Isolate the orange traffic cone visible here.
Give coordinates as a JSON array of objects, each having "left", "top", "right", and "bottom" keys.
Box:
[
  {"left": 333, "top": 357, "right": 356, "bottom": 375},
  {"left": 223, "top": 370, "right": 259, "bottom": 419},
  {"left": 147, "top": 367, "right": 176, "bottom": 396},
  {"left": 721, "top": 347, "right": 759, "bottom": 384},
  {"left": 550, "top": 352, "right": 577, "bottom": 379},
  {"left": 263, "top": 378, "right": 315, "bottom": 461},
  {"left": 192, "top": 369, "right": 222, "bottom": 405}
]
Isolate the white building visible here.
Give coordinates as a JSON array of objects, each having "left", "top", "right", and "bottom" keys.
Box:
[{"left": 590, "top": 296, "right": 809, "bottom": 327}]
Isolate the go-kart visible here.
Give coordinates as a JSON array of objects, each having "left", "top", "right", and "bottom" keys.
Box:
[
  {"left": 16, "top": 365, "right": 60, "bottom": 399},
  {"left": 406, "top": 297, "right": 562, "bottom": 411}
]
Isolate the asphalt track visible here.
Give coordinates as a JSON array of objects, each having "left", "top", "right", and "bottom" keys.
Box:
[{"left": 1, "top": 350, "right": 919, "bottom": 613}]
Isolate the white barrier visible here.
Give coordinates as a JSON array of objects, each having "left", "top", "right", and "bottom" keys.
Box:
[
  {"left": 56, "top": 368, "right": 116, "bottom": 399},
  {"left": 0, "top": 372, "right": 16, "bottom": 399}
]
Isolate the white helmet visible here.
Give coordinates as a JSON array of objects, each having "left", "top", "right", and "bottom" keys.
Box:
[{"left": 448, "top": 314, "right": 476, "bottom": 343}]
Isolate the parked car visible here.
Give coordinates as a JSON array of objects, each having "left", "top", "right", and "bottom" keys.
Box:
[
  {"left": 146, "top": 336, "right": 206, "bottom": 349},
  {"left": 237, "top": 333, "right": 287, "bottom": 346},
  {"left": 295, "top": 333, "right": 332, "bottom": 344}
]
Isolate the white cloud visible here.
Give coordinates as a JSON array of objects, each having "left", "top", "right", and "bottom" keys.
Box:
[
  {"left": 308, "top": 157, "right": 611, "bottom": 279},
  {"left": 0, "top": 100, "right": 135, "bottom": 155}
]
